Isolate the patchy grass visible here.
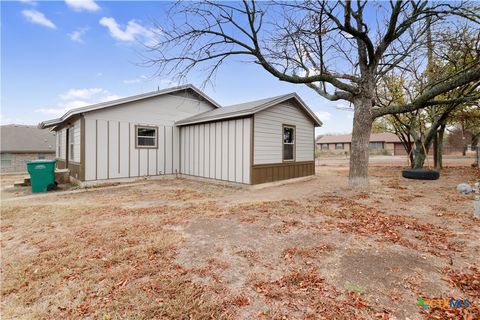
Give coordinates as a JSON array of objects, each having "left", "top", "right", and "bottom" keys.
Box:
[{"left": 1, "top": 166, "right": 479, "bottom": 319}]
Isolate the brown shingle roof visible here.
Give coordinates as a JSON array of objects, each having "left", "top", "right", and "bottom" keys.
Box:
[
  {"left": 1, "top": 124, "right": 56, "bottom": 153},
  {"left": 316, "top": 132, "right": 400, "bottom": 144}
]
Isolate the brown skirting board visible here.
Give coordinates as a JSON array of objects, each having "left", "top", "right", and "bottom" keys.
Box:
[
  {"left": 56, "top": 159, "right": 82, "bottom": 180},
  {"left": 251, "top": 161, "right": 315, "bottom": 185}
]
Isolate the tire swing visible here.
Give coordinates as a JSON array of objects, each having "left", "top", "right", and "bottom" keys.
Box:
[{"left": 402, "top": 142, "right": 440, "bottom": 180}]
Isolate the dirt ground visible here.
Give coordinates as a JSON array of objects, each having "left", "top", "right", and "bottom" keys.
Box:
[{"left": 1, "top": 164, "right": 479, "bottom": 319}]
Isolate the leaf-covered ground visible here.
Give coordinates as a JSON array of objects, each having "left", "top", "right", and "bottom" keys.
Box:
[{"left": 1, "top": 166, "right": 479, "bottom": 319}]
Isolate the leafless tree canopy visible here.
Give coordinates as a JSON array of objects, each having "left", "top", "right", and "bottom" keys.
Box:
[
  {"left": 147, "top": 0, "right": 480, "bottom": 117},
  {"left": 146, "top": 0, "right": 480, "bottom": 185}
]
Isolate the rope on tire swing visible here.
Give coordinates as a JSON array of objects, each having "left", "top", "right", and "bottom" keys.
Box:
[{"left": 407, "top": 140, "right": 430, "bottom": 168}]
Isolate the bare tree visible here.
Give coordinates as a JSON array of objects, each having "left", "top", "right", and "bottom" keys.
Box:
[
  {"left": 376, "top": 23, "right": 480, "bottom": 168},
  {"left": 147, "top": 0, "right": 480, "bottom": 186}
]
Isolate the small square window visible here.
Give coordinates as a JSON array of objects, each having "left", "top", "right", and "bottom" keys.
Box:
[
  {"left": 136, "top": 126, "right": 158, "bottom": 148},
  {"left": 335, "top": 143, "right": 344, "bottom": 150},
  {"left": 321, "top": 144, "right": 329, "bottom": 150}
]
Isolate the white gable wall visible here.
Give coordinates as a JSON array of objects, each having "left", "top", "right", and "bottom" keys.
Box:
[
  {"left": 253, "top": 101, "right": 314, "bottom": 165},
  {"left": 83, "top": 93, "right": 215, "bottom": 181}
]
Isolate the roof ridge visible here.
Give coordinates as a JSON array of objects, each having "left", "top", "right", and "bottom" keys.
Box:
[
  {"left": 225, "top": 93, "right": 293, "bottom": 108},
  {"left": 39, "top": 84, "right": 222, "bottom": 128}
]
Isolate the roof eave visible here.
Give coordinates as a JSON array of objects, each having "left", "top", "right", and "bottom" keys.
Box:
[{"left": 37, "top": 84, "right": 221, "bottom": 129}]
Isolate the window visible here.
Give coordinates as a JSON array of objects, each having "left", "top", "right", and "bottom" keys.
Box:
[
  {"left": 369, "top": 142, "right": 384, "bottom": 150},
  {"left": 38, "top": 153, "right": 46, "bottom": 160},
  {"left": 136, "top": 126, "right": 158, "bottom": 148},
  {"left": 321, "top": 144, "right": 329, "bottom": 150},
  {"left": 57, "top": 132, "right": 62, "bottom": 158},
  {"left": 69, "top": 128, "right": 75, "bottom": 161},
  {"left": 335, "top": 143, "right": 344, "bottom": 150},
  {"left": 1, "top": 153, "right": 12, "bottom": 168},
  {"left": 283, "top": 125, "right": 295, "bottom": 161}
]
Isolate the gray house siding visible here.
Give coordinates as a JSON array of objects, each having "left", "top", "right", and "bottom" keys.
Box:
[
  {"left": 180, "top": 118, "right": 251, "bottom": 184},
  {"left": 253, "top": 101, "right": 315, "bottom": 165},
  {"left": 83, "top": 93, "right": 215, "bottom": 181}
]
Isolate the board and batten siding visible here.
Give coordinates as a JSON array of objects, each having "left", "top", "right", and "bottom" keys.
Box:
[
  {"left": 180, "top": 118, "right": 251, "bottom": 184},
  {"left": 253, "top": 102, "right": 314, "bottom": 165},
  {"left": 83, "top": 93, "right": 215, "bottom": 181}
]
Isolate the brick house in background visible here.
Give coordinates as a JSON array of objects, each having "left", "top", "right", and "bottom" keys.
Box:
[
  {"left": 0, "top": 124, "right": 56, "bottom": 173},
  {"left": 316, "top": 132, "right": 406, "bottom": 155}
]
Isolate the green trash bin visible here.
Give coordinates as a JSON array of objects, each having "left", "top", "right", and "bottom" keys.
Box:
[{"left": 26, "top": 160, "right": 57, "bottom": 193}]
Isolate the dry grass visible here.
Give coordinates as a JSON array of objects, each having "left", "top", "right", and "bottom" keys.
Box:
[
  {"left": 1, "top": 203, "right": 232, "bottom": 319},
  {"left": 2, "top": 166, "right": 479, "bottom": 319}
]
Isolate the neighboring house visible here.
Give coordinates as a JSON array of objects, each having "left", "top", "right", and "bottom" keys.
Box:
[
  {"left": 316, "top": 132, "right": 405, "bottom": 155},
  {"left": 39, "top": 85, "right": 322, "bottom": 185},
  {"left": 0, "top": 124, "right": 56, "bottom": 173}
]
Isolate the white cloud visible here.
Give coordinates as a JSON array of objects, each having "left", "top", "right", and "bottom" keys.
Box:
[
  {"left": 314, "top": 111, "right": 332, "bottom": 123},
  {"left": 65, "top": 0, "right": 100, "bottom": 12},
  {"left": 69, "top": 27, "right": 88, "bottom": 43},
  {"left": 36, "top": 88, "right": 122, "bottom": 117},
  {"left": 22, "top": 9, "right": 56, "bottom": 29},
  {"left": 123, "top": 75, "right": 147, "bottom": 84},
  {"left": 18, "top": 0, "right": 37, "bottom": 5},
  {"left": 0, "top": 113, "right": 30, "bottom": 125},
  {"left": 96, "top": 72, "right": 103, "bottom": 77},
  {"left": 99, "top": 17, "right": 154, "bottom": 42},
  {"left": 59, "top": 88, "right": 106, "bottom": 100}
]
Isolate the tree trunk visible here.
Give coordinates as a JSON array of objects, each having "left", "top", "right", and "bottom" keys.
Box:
[
  {"left": 461, "top": 122, "right": 467, "bottom": 156},
  {"left": 413, "top": 139, "right": 428, "bottom": 168},
  {"left": 349, "top": 96, "right": 373, "bottom": 187},
  {"left": 436, "top": 124, "right": 446, "bottom": 169},
  {"left": 433, "top": 131, "right": 438, "bottom": 168}
]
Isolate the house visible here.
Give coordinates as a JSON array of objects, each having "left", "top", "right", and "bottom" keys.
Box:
[
  {"left": 39, "top": 85, "right": 322, "bottom": 185},
  {"left": 316, "top": 132, "right": 405, "bottom": 155},
  {"left": 0, "top": 124, "right": 56, "bottom": 173}
]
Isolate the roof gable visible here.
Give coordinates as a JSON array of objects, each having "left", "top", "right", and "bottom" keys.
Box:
[
  {"left": 39, "top": 84, "right": 221, "bottom": 129},
  {"left": 175, "top": 93, "right": 322, "bottom": 126}
]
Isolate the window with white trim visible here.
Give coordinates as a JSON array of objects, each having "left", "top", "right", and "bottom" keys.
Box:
[
  {"left": 57, "top": 132, "right": 62, "bottom": 158},
  {"left": 136, "top": 126, "right": 158, "bottom": 148},
  {"left": 69, "top": 128, "right": 75, "bottom": 161},
  {"left": 283, "top": 126, "right": 295, "bottom": 161}
]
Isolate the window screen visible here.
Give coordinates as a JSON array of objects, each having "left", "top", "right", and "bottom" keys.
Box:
[
  {"left": 136, "top": 126, "right": 158, "bottom": 148},
  {"left": 57, "top": 132, "right": 62, "bottom": 158},
  {"left": 283, "top": 126, "right": 295, "bottom": 161},
  {"left": 369, "top": 142, "right": 384, "bottom": 149},
  {"left": 1, "top": 153, "right": 12, "bottom": 168},
  {"left": 69, "top": 128, "right": 75, "bottom": 160}
]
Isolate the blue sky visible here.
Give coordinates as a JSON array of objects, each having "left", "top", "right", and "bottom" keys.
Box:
[{"left": 1, "top": 0, "right": 354, "bottom": 135}]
